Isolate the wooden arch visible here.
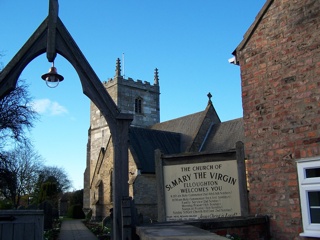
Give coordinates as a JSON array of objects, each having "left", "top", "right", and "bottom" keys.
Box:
[{"left": 0, "top": 1, "right": 132, "bottom": 239}]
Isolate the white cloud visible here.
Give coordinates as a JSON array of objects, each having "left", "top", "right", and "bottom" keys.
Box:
[
  {"left": 32, "top": 99, "right": 68, "bottom": 116},
  {"left": 50, "top": 101, "right": 68, "bottom": 115}
]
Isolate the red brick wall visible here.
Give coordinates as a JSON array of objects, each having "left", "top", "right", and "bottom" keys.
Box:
[{"left": 236, "top": 0, "right": 320, "bottom": 239}]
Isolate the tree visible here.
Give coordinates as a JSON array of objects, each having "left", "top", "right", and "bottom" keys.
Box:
[
  {"left": 37, "top": 166, "right": 72, "bottom": 193},
  {"left": 0, "top": 60, "right": 72, "bottom": 208},
  {"left": 0, "top": 141, "right": 72, "bottom": 208},
  {"left": 67, "top": 189, "right": 85, "bottom": 219},
  {"left": 0, "top": 78, "right": 39, "bottom": 179},
  {"left": 33, "top": 166, "right": 72, "bottom": 205},
  {"left": 0, "top": 140, "right": 43, "bottom": 208},
  {"left": 38, "top": 181, "right": 59, "bottom": 207},
  {"left": 0, "top": 59, "right": 71, "bottom": 208},
  {"left": 0, "top": 79, "right": 38, "bottom": 150},
  {"left": 69, "top": 189, "right": 83, "bottom": 206}
]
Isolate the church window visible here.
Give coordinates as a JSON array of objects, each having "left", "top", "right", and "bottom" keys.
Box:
[
  {"left": 98, "top": 182, "right": 103, "bottom": 204},
  {"left": 135, "top": 97, "right": 142, "bottom": 114},
  {"left": 297, "top": 157, "right": 320, "bottom": 237}
]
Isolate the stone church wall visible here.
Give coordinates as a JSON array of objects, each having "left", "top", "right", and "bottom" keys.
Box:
[
  {"left": 104, "top": 77, "right": 160, "bottom": 127},
  {"left": 85, "top": 68, "right": 160, "bottom": 221},
  {"left": 133, "top": 174, "right": 158, "bottom": 221}
]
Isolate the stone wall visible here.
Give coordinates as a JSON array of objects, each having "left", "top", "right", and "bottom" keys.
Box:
[
  {"left": 104, "top": 76, "right": 160, "bottom": 127},
  {"left": 88, "top": 139, "right": 158, "bottom": 220},
  {"left": 133, "top": 174, "right": 158, "bottom": 221},
  {"left": 89, "top": 101, "right": 111, "bottom": 182},
  {"left": 90, "top": 137, "right": 114, "bottom": 220},
  {"left": 85, "top": 71, "right": 161, "bottom": 220},
  {"left": 236, "top": 1, "right": 320, "bottom": 239}
]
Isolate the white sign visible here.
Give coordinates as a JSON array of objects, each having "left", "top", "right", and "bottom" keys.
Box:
[{"left": 163, "top": 160, "right": 241, "bottom": 221}]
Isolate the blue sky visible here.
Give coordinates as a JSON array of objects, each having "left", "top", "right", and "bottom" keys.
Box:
[{"left": 0, "top": 1, "right": 265, "bottom": 190}]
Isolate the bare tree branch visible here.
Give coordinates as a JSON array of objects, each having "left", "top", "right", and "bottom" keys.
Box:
[
  {"left": 0, "top": 140, "right": 43, "bottom": 208},
  {"left": 0, "top": 80, "right": 39, "bottom": 149}
]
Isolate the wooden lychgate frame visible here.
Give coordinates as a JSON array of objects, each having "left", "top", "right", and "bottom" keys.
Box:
[{"left": 0, "top": 1, "right": 132, "bottom": 239}]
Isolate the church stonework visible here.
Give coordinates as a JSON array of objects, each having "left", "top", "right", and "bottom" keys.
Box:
[
  {"left": 84, "top": 59, "right": 160, "bottom": 220},
  {"left": 83, "top": 58, "right": 243, "bottom": 225}
]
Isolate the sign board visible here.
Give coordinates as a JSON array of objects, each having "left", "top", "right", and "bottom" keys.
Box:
[
  {"left": 156, "top": 142, "right": 248, "bottom": 222},
  {"left": 163, "top": 160, "right": 241, "bottom": 221}
]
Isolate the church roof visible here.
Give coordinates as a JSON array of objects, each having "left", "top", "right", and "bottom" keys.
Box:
[
  {"left": 149, "top": 110, "right": 207, "bottom": 151},
  {"left": 129, "top": 97, "right": 244, "bottom": 173},
  {"left": 201, "top": 118, "right": 244, "bottom": 153},
  {"left": 149, "top": 100, "right": 221, "bottom": 152},
  {"left": 150, "top": 110, "right": 206, "bottom": 133},
  {"left": 129, "top": 127, "right": 181, "bottom": 173}
]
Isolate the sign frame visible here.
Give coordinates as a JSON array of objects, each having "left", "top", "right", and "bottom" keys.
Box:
[{"left": 155, "top": 141, "right": 248, "bottom": 222}]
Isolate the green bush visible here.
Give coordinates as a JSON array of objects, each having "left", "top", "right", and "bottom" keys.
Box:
[
  {"left": 0, "top": 199, "right": 13, "bottom": 209},
  {"left": 67, "top": 204, "right": 85, "bottom": 219}
]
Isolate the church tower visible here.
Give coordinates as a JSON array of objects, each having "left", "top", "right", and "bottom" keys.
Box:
[
  {"left": 104, "top": 58, "right": 160, "bottom": 127},
  {"left": 84, "top": 59, "right": 160, "bottom": 211}
]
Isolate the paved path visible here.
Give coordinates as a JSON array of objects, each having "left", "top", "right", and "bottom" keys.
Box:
[{"left": 59, "top": 219, "right": 98, "bottom": 240}]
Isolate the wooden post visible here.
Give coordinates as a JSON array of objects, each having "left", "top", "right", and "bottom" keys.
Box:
[
  {"left": 47, "top": 0, "right": 58, "bottom": 62},
  {"left": 236, "top": 141, "right": 249, "bottom": 216},
  {"left": 113, "top": 115, "right": 132, "bottom": 240},
  {"left": 122, "top": 197, "right": 133, "bottom": 239},
  {"left": 155, "top": 149, "right": 166, "bottom": 222}
]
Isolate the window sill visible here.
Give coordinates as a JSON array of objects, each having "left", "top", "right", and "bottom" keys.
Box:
[{"left": 300, "top": 231, "right": 320, "bottom": 238}]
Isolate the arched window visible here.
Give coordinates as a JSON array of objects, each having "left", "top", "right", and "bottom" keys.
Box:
[{"left": 135, "top": 97, "right": 142, "bottom": 114}]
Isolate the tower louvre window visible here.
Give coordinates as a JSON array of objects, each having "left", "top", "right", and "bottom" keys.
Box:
[{"left": 135, "top": 97, "right": 142, "bottom": 114}]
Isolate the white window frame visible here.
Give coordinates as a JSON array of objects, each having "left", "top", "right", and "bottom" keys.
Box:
[{"left": 297, "top": 157, "right": 320, "bottom": 238}]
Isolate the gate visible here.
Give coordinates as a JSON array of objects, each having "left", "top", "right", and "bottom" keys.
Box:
[{"left": 0, "top": 210, "right": 43, "bottom": 240}]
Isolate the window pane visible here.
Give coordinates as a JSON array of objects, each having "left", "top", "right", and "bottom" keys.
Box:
[
  {"left": 306, "top": 168, "right": 320, "bottom": 178},
  {"left": 308, "top": 191, "right": 320, "bottom": 223}
]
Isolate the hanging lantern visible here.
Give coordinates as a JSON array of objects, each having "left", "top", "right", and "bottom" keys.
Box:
[{"left": 41, "top": 62, "right": 64, "bottom": 88}]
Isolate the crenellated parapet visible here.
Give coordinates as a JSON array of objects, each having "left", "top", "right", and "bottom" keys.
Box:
[
  {"left": 103, "top": 75, "right": 159, "bottom": 93},
  {"left": 103, "top": 58, "right": 159, "bottom": 93}
]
